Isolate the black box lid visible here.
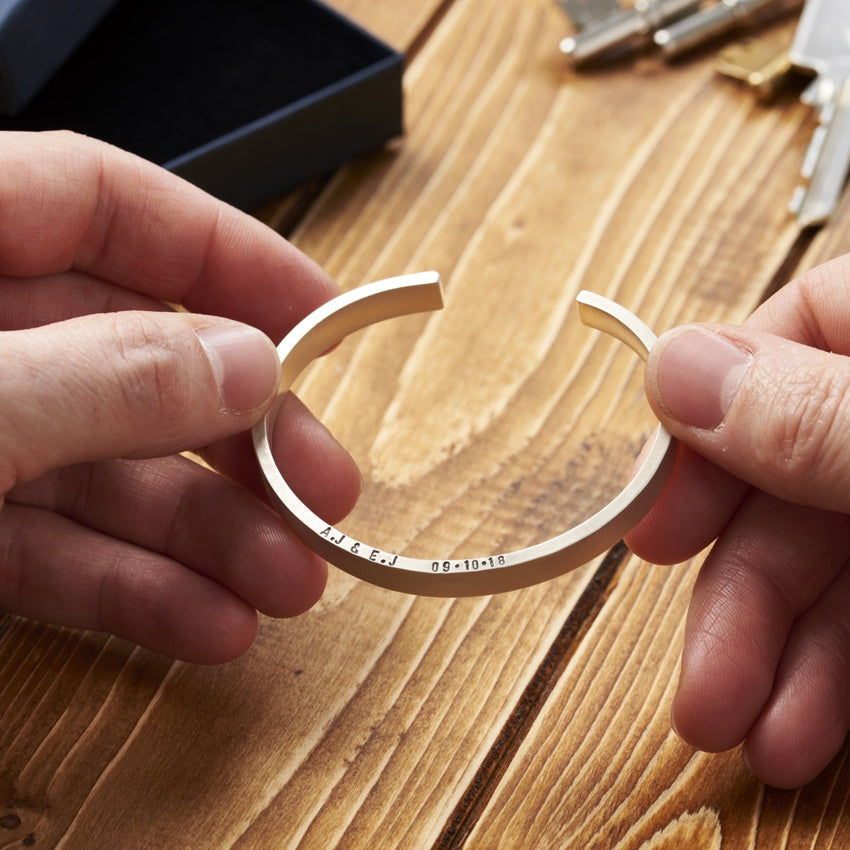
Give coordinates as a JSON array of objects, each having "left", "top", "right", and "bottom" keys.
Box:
[
  {"left": 0, "top": 0, "right": 117, "bottom": 114},
  {"left": 0, "top": 0, "right": 404, "bottom": 209}
]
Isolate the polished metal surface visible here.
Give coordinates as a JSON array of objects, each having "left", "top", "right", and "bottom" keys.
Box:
[
  {"left": 559, "top": 0, "right": 701, "bottom": 63},
  {"left": 788, "top": 0, "right": 850, "bottom": 227},
  {"left": 253, "top": 272, "right": 676, "bottom": 596},
  {"left": 654, "top": 0, "right": 789, "bottom": 58}
]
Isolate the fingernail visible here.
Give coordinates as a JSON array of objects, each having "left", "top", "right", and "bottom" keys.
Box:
[
  {"left": 197, "top": 324, "right": 279, "bottom": 413},
  {"left": 652, "top": 328, "right": 752, "bottom": 430}
]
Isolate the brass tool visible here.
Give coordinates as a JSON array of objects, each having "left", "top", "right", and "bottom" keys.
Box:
[
  {"left": 716, "top": 37, "right": 793, "bottom": 99},
  {"left": 253, "top": 272, "right": 676, "bottom": 596}
]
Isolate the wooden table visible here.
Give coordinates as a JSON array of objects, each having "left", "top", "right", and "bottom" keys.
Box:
[{"left": 4, "top": 2, "right": 850, "bottom": 847}]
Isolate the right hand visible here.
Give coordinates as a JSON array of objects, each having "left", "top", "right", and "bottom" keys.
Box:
[{"left": 626, "top": 254, "right": 850, "bottom": 788}]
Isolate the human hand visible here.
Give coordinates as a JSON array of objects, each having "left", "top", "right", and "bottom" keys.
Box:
[
  {"left": 625, "top": 254, "right": 850, "bottom": 788},
  {"left": 0, "top": 131, "right": 361, "bottom": 663}
]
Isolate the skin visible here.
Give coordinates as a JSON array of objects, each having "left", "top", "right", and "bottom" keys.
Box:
[
  {"left": 626, "top": 254, "right": 850, "bottom": 789},
  {"left": 0, "top": 130, "right": 361, "bottom": 664}
]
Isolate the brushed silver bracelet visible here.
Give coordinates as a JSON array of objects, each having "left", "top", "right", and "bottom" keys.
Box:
[{"left": 253, "top": 271, "right": 675, "bottom": 596}]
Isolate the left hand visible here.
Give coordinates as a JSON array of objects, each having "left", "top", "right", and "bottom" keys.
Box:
[{"left": 0, "top": 130, "right": 361, "bottom": 663}]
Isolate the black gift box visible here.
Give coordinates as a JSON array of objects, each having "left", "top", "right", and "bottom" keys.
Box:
[{"left": 0, "top": 0, "right": 404, "bottom": 210}]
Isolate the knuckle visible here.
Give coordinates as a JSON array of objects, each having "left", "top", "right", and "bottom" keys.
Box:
[
  {"left": 106, "top": 313, "right": 193, "bottom": 436},
  {"left": 760, "top": 361, "right": 850, "bottom": 494}
]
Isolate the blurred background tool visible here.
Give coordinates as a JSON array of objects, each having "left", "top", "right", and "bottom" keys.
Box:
[
  {"left": 654, "top": 0, "right": 802, "bottom": 59},
  {"left": 786, "top": 0, "right": 850, "bottom": 226},
  {"left": 557, "top": 0, "right": 701, "bottom": 62}
]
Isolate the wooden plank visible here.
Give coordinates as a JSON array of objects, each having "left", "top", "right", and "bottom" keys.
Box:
[
  {"left": 319, "top": 0, "right": 449, "bottom": 51},
  {"left": 464, "top": 553, "right": 850, "bottom": 848},
  {"left": 0, "top": 624, "right": 174, "bottom": 845},
  {"left": 802, "top": 190, "right": 850, "bottom": 268},
  {"left": 0, "top": 4, "right": 824, "bottom": 849}
]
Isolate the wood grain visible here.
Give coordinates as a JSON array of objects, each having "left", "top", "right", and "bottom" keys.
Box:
[
  {"left": 1, "top": 3, "right": 847, "bottom": 849},
  {"left": 465, "top": 551, "right": 850, "bottom": 848},
  {"left": 321, "top": 0, "right": 448, "bottom": 50}
]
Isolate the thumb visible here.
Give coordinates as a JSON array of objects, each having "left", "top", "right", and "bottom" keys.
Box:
[
  {"left": 0, "top": 310, "right": 280, "bottom": 491},
  {"left": 645, "top": 324, "right": 850, "bottom": 514}
]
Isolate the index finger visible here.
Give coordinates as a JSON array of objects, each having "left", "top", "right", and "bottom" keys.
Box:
[
  {"left": 747, "top": 253, "right": 850, "bottom": 347},
  {"left": 0, "top": 130, "right": 338, "bottom": 340}
]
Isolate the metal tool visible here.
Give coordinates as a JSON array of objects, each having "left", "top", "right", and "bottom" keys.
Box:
[
  {"left": 654, "top": 0, "right": 799, "bottom": 58},
  {"left": 715, "top": 36, "right": 793, "bottom": 99},
  {"left": 788, "top": 0, "right": 850, "bottom": 226},
  {"left": 253, "top": 272, "right": 676, "bottom": 597},
  {"left": 555, "top": 0, "right": 622, "bottom": 31},
  {"left": 559, "top": 0, "right": 702, "bottom": 64}
]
